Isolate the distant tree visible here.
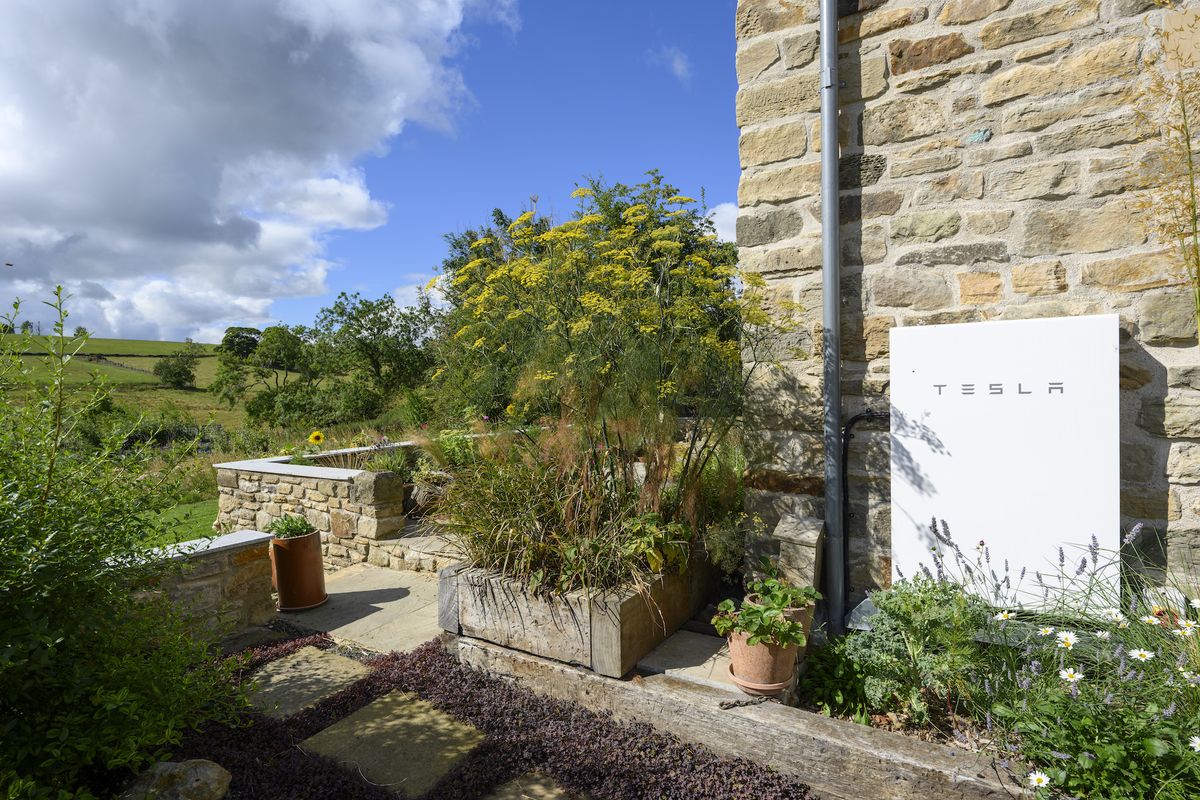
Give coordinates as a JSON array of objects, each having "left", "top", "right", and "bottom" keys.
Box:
[
  {"left": 71, "top": 325, "right": 90, "bottom": 338},
  {"left": 153, "top": 339, "right": 204, "bottom": 389},
  {"left": 216, "top": 326, "right": 260, "bottom": 360},
  {"left": 19, "top": 320, "right": 32, "bottom": 334},
  {"left": 209, "top": 324, "right": 332, "bottom": 410},
  {"left": 316, "top": 291, "right": 435, "bottom": 394}
]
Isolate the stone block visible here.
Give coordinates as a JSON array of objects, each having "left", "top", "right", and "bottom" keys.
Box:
[
  {"left": 1037, "top": 116, "right": 1145, "bottom": 156},
  {"left": 895, "top": 241, "right": 1007, "bottom": 266},
  {"left": 840, "top": 6, "right": 927, "bottom": 45},
  {"left": 1012, "top": 261, "right": 1067, "bottom": 296},
  {"left": 736, "top": 0, "right": 817, "bottom": 39},
  {"left": 888, "top": 33, "right": 974, "bottom": 76},
  {"left": 894, "top": 59, "right": 1001, "bottom": 93},
  {"left": 957, "top": 272, "right": 1003, "bottom": 304},
  {"left": 1001, "top": 85, "right": 1133, "bottom": 133},
  {"left": 781, "top": 31, "right": 819, "bottom": 69},
  {"left": 1169, "top": 443, "right": 1200, "bottom": 485},
  {"left": 216, "top": 469, "right": 237, "bottom": 489},
  {"left": 991, "top": 161, "right": 1080, "bottom": 201},
  {"left": 939, "top": 0, "right": 1011, "bottom": 25},
  {"left": 736, "top": 38, "right": 779, "bottom": 83},
  {"left": 1081, "top": 251, "right": 1177, "bottom": 293},
  {"left": 330, "top": 509, "right": 357, "bottom": 539},
  {"left": 740, "top": 241, "right": 822, "bottom": 277},
  {"left": 357, "top": 514, "right": 408, "bottom": 540},
  {"left": 736, "top": 57, "right": 886, "bottom": 126},
  {"left": 980, "top": 0, "right": 1099, "bottom": 50},
  {"left": 890, "top": 150, "right": 960, "bottom": 178},
  {"left": 1137, "top": 292, "right": 1198, "bottom": 345},
  {"left": 740, "top": 119, "right": 808, "bottom": 167},
  {"left": 863, "top": 97, "right": 946, "bottom": 145},
  {"left": 890, "top": 210, "right": 961, "bottom": 244},
  {"left": 736, "top": 206, "right": 806, "bottom": 247},
  {"left": 983, "top": 38, "right": 1139, "bottom": 107},
  {"left": 1141, "top": 392, "right": 1200, "bottom": 437},
  {"left": 739, "top": 161, "right": 821, "bottom": 205},
  {"left": 870, "top": 268, "right": 953, "bottom": 310},
  {"left": 367, "top": 547, "right": 391, "bottom": 568},
  {"left": 1020, "top": 200, "right": 1145, "bottom": 256},
  {"left": 913, "top": 171, "right": 983, "bottom": 205},
  {"left": 964, "top": 141, "right": 1031, "bottom": 167}
]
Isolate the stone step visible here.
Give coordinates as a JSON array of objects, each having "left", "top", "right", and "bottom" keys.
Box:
[
  {"left": 301, "top": 690, "right": 485, "bottom": 797},
  {"left": 636, "top": 630, "right": 739, "bottom": 692},
  {"left": 486, "top": 772, "right": 577, "bottom": 799},
  {"left": 249, "top": 645, "right": 371, "bottom": 718}
]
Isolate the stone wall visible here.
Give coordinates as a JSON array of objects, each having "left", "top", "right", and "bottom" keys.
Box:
[
  {"left": 736, "top": 0, "right": 1200, "bottom": 603},
  {"left": 158, "top": 530, "right": 275, "bottom": 633},
  {"left": 214, "top": 453, "right": 447, "bottom": 572}
]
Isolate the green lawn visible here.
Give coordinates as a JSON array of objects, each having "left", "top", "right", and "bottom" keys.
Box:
[
  {"left": 4, "top": 334, "right": 217, "bottom": 356},
  {"left": 149, "top": 498, "right": 220, "bottom": 547}
]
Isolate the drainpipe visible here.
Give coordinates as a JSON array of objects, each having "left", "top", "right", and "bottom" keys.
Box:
[{"left": 818, "top": 0, "right": 845, "bottom": 636}]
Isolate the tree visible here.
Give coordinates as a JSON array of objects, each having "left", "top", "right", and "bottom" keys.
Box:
[
  {"left": 19, "top": 320, "right": 32, "bottom": 334},
  {"left": 153, "top": 339, "right": 204, "bottom": 389},
  {"left": 216, "top": 326, "right": 260, "bottom": 359},
  {"left": 316, "top": 292, "right": 435, "bottom": 393},
  {"left": 71, "top": 325, "right": 90, "bottom": 338}
]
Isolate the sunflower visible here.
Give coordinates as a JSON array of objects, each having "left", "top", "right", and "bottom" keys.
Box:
[{"left": 308, "top": 431, "right": 325, "bottom": 446}]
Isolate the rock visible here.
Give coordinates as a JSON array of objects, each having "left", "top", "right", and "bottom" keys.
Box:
[
  {"left": 983, "top": 38, "right": 1140, "bottom": 107},
  {"left": 367, "top": 546, "right": 391, "bottom": 568},
  {"left": 1001, "top": 85, "right": 1133, "bottom": 133},
  {"left": 890, "top": 210, "right": 961, "bottom": 243},
  {"left": 896, "top": 241, "right": 1008, "bottom": 266},
  {"left": 1170, "top": 364, "right": 1200, "bottom": 389},
  {"left": 1014, "top": 38, "right": 1072, "bottom": 62},
  {"left": 781, "top": 31, "right": 819, "bottom": 69},
  {"left": 888, "top": 33, "right": 974, "bottom": 76},
  {"left": 1081, "top": 251, "right": 1178, "bottom": 293},
  {"left": 1120, "top": 361, "right": 1154, "bottom": 390},
  {"left": 979, "top": 0, "right": 1099, "bottom": 50},
  {"left": 1122, "top": 440, "right": 1158, "bottom": 483},
  {"left": 839, "top": 6, "right": 927, "bottom": 44},
  {"left": 840, "top": 153, "right": 887, "bottom": 188},
  {"left": 1012, "top": 261, "right": 1067, "bottom": 296},
  {"left": 890, "top": 150, "right": 960, "bottom": 177},
  {"left": 1036, "top": 116, "right": 1145, "bottom": 156},
  {"left": 842, "top": 223, "right": 889, "bottom": 265},
  {"left": 736, "top": 205, "right": 806, "bottom": 247},
  {"left": 870, "top": 269, "right": 953, "bottom": 310},
  {"left": 894, "top": 59, "right": 1001, "bottom": 92},
  {"left": 939, "top": 0, "right": 1011, "bottom": 25},
  {"left": 957, "top": 272, "right": 1003, "bottom": 304},
  {"left": 1020, "top": 200, "right": 1145, "bottom": 256},
  {"left": 964, "top": 141, "right": 1031, "bottom": 167},
  {"left": 736, "top": 57, "right": 886, "bottom": 125},
  {"left": 1137, "top": 291, "right": 1198, "bottom": 345},
  {"left": 120, "top": 760, "right": 231, "bottom": 800},
  {"left": 739, "top": 161, "right": 822, "bottom": 205},
  {"left": 809, "top": 110, "right": 854, "bottom": 152},
  {"left": 864, "top": 315, "right": 894, "bottom": 359},
  {"left": 838, "top": 189, "right": 903, "bottom": 222},
  {"left": 740, "top": 119, "right": 808, "bottom": 167},
  {"left": 913, "top": 170, "right": 983, "bottom": 204},
  {"left": 736, "top": 0, "right": 817, "bottom": 39},
  {"left": 863, "top": 96, "right": 946, "bottom": 144},
  {"left": 740, "top": 240, "right": 823, "bottom": 277},
  {"left": 1169, "top": 443, "right": 1200, "bottom": 484},
  {"left": 965, "top": 209, "right": 1014, "bottom": 235},
  {"left": 1141, "top": 392, "right": 1200, "bottom": 437},
  {"left": 736, "top": 39, "right": 780, "bottom": 83},
  {"left": 991, "top": 161, "right": 1080, "bottom": 201}
]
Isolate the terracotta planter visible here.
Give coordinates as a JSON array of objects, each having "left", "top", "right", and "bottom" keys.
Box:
[
  {"left": 744, "top": 594, "right": 816, "bottom": 637},
  {"left": 727, "top": 631, "right": 799, "bottom": 696},
  {"left": 271, "top": 531, "right": 328, "bottom": 611}
]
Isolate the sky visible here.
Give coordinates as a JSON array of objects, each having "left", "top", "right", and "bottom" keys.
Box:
[{"left": 0, "top": 0, "right": 739, "bottom": 342}]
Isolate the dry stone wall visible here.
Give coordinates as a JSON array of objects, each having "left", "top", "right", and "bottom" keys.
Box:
[
  {"left": 157, "top": 530, "right": 275, "bottom": 633},
  {"left": 736, "top": 0, "right": 1200, "bottom": 602},
  {"left": 214, "top": 455, "right": 446, "bottom": 573}
]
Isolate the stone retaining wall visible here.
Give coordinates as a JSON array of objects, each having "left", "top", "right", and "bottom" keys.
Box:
[
  {"left": 213, "top": 448, "right": 447, "bottom": 572},
  {"left": 736, "top": 0, "right": 1200, "bottom": 602},
  {"left": 158, "top": 530, "right": 275, "bottom": 633}
]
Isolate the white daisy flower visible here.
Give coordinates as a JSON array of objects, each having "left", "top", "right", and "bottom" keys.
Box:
[
  {"left": 1059, "top": 667, "right": 1084, "bottom": 683},
  {"left": 1129, "top": 648, "right": 1156, "bottom": 662},
  {"left": 1056, "top": 631, "right": 1078, "bottom": 650},
  {"left": 1140, "top": 615, "right": 1162, "bottom": 626},
  {"left": 1104, "top": 607, "right": 1125, "bottom": 622},
  {"left": 1181, "top": 619, "right": 1197, "bottom": 631},
  {"left": 1027, "top": 770, "right": 1050, "bottom": 788},
  {"left": 1173, "top": 627, "right": 1195, "bottom": 638},
  {"left": 994, "top": 610, "right": 1013, "bottom": 621},
  {"left": 1037, "top": 626, "right": 1056, "bottom": 637},
  {"left": 1191, "top": 735, "right": 1200, "bottom": 752},
  {"left": 1191, "top": 598, "right": 1200, "bottom": 610},
  {"left": 1118, "top": 619, "right": 1130, "bottom": 629},
  {"left": 1094, "top": 630, "right": 1112, "bottom": 640}
]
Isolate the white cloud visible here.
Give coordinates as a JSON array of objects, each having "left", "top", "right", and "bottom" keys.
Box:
[
  {"left": 0, "top": 0, "right": 513, "bottom": 341},
  {"left": 707, "top": 202, "right": 738, "bottom": 244},
  {"left": 650, "top": 45, "right": 692, "bottom": 85}
]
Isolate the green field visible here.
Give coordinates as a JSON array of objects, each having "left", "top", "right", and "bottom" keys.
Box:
[{"left": 149, "top": 498, "right": 220, "bottom": 547}]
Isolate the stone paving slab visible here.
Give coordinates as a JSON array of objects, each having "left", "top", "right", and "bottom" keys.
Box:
[
  {"left": 288, "top": 563, "right": 440, "bottom": 652},
  {"left": 636, "top": 630, "right": 739, "bottom": 691},
  {"left": 486, "top": 772, "right": 575, "bottom": 799},
  {"left": 249, "top": 645, "right": 370, "bottom": 718},
  {"left": 301, "top": 690, "right": 484, "bottom": 797}
]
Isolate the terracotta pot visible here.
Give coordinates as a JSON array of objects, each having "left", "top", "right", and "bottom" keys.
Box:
[
  {"left": 271, "top": 531, "right": 328, "bottom": 611},
  {"left": 727, "top": 631, "right": 798, "bottom": 696}
]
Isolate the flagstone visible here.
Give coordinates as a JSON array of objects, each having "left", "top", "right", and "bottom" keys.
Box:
[{"left": 249, "top": 646, "right": 370, "bottom": 718}]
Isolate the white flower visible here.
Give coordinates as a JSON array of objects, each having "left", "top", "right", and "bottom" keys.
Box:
[
  {"left": 1191, "top": 735, "right": 1200, "bottom": 752},
  {"left": 1027, "top": 770, "right": 1050, "bottom": 788},
  {"left": 1093, "top": 630, "right": 1112, "bottom": 640},
  {"left": 1181, "top": 619, "right": 1198, "bottom": 631},
  {"left": 1059, "top": 667, "right": 1084, "bottom": 683},
  {"left": 1056, "top": 631, "right": 1078, "bottom": 650},
  {"left": 1129, "top": 648, "right": 1156, "bottom": 662},
  {"left": 1173, "top": 627, "right": 1195, "bottom": 638},
  {"left": 994, "top": 610, "right": 1013, "bottom": 621},
  {"left": 1118, "top": 619, "right": 1130, "bottom": 629},
  {"left": 1037, "top": 626, "right": 1056, "bottom": 637},
  {"left": 1104, "top": 607, "right": 1125, "bottom": 622},
  {"left": 1141, "top": 615, "right": 1162, "bottom": 626},
  {"left": 1191, "top": 598, "right": 1200, "bottom": 610}
]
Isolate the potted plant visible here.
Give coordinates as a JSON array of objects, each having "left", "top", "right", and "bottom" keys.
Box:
[
  {"left": 745, "top": 558, "right": 821, "bottom": 634},
  {"left": 267, "top": 515, "right": 327, "bottom": 611},
  {"left": 713, "top": 592, "right": 812, "bottom": 696}
]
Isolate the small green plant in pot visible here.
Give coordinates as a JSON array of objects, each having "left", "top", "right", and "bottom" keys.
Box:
[
  {"left": 713, "top": 595, "right": 811, "bottom": 696},
  {"left": 746, "top": 557, "right": 821, "bottom": 629},
  {"left": 266, "top": 515, "right": 327, "bottom": 611}
]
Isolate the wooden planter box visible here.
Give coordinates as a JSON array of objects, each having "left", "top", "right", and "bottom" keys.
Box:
[{"left": 439, "top": 563, "right": 714, "bottom": 678}]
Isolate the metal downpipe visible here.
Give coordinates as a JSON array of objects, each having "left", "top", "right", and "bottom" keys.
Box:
[{"left": 819, "top": 0, "right": 846, "bottom": 636}]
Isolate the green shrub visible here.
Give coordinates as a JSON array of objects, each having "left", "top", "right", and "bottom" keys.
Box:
[
  {"left": 152, "top": 340, "right": 204, "bottom": 389},
  {"left": 0, "top": 292, "right": 244, "bottom": 798},
  {"left": 842, "top": 575, "right": 989, "bottom": 727},
  {"left": 797, "top": 636, "right": 872, "bottom": 725},
  {"left": 363, "top": 446, "right": 413, "bottom": 481},
  {"left": 266, "top": 514, "right": 315, "bottom": 538},
  {"left": 711, "top": 583, "right": 812, "bottom": 648}
]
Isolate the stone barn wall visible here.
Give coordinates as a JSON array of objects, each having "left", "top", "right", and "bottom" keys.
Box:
[{"left": 736, "top": 0, "right": 1200, "bottom": 603}]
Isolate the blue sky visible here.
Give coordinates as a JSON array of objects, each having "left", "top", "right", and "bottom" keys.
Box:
[
  {"left": 270, "top": 1, "right": 741, "bottom": 331},
  {"left": 1, "top": 0, "right": 738, "bottom": 341}
]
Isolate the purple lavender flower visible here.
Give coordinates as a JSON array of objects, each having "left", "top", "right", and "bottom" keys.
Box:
[
  {"left": 1076, "top": 557, "right": 1087, "bottom": 576},
  {"left": 1089, "top": 534, "right": 1099, "bottom": 567},
  {"left": 1124, "top": 522, "right": 1144, "bottom": 546},
  {"left": 1051, "top": 750, "right": 1071, "bottom": 760},
  {"left": 1163, "top": 701, "right": 1177, "bottom": 719},
  {"left": 1104, "top": 692, "right": 1114, "bottom": 705}
]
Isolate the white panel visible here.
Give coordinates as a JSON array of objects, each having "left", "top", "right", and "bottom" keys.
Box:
[{"left": 889, "top": 315, "right": 1120, "bottom": 608}]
